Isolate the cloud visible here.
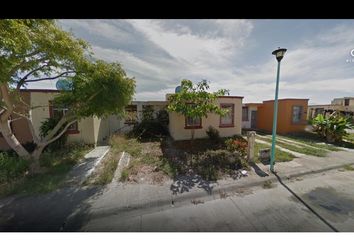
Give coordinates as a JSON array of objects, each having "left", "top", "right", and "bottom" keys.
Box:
[{"left": 28, "top": 20, "right": 354, "bottom": 105}]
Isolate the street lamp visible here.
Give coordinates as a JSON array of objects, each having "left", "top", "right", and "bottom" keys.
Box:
[{"left": 270, "top": 47, "right": 287, "bottom": 172}]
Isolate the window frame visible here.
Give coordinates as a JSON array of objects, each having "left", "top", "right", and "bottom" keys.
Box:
[
  {"left": 219, "top": 103, "right": 235, "bottom": 128},
  {"left": 49, "top": 101, "right": 79, "bottom": 134},
  {"left": 292, "top": 105, "right": 303, "bottom": 124},
  {"left": 345, "top": 99, "right": 350, "bottom": 106}
]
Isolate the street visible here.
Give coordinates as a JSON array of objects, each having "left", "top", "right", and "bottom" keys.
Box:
[{"left": 81, "top": 168, "right": 354, "bottom": 231}]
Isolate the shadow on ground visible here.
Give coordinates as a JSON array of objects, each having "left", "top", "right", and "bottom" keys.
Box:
[{"left": 0, "top": 185, "right": 103, "bottom": 231}]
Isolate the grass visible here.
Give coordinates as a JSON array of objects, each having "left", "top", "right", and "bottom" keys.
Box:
[
  {"left": 109, "top": 135, "right": 176, "bottom": 182},
  {"left": 344, "top": 133, "right": 354, "bottom": 143},
  {"left": 86, "top": 152, "right": 121, "bottom": 185},
  {"left": 0, "top": 144, "right": 92, "bottom": 197},
  {"left": 254, "top": 142, "right": 295, "bottom": 162},
  {"left": 343, "top": 164, "right": 354, "bottom": 171},
  {"left": 256, "top": 136, "right": 326, "bottom": 157}
]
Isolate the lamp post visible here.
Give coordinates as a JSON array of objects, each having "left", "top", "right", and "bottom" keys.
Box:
[{"left": 270, "top": 47, "right": 287, "bottom": 172}]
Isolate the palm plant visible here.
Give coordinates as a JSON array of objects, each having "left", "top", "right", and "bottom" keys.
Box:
[{"left": 311, "top": 112, "right": 353, "bottom": 143}]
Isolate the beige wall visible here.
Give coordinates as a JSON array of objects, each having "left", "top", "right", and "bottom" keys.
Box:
[
  {"left": 169, "top": 97, "right": 243, "bottom": 141},
  {"left": 30, "top": 91, "right": 97, "bottom": 144}
]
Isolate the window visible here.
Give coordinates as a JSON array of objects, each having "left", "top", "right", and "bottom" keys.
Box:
[
  {"left": 242, "top": 107, "right": 249, "bottom": 121},
  {"left": 124, "top": 105, "right": 138, "bottom": 125},
  {"left": 49, "top": 102, "right": 79, "bottom": 133},
  {"left": 292, "top": 106, "right": 303, "bottom": 124},
  {"left": 185, "top": 116, "right": 202, "bottom": 129},
  {"left": 345, "top": 99, "right": 350, "bottom": 106},
  {"left": 220, "top": 104, "right": 234, "bottom": 127}
]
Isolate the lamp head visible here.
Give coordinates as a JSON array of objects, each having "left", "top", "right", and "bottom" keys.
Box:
[{"left": 272, "top": 48, "right": 287, "bottom": 62}]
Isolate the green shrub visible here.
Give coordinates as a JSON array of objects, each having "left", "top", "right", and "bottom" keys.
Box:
[
  {"left": 156, "top": 109, "right": 169, "bottom": 126},
  {"left": 39, "top": 117, "right": 68, "bottom": 151},
  {"left": 311, "top": 112, "right": 353, "bottom": 143},
  {"left": 206, "top": 126, "right": 220, "bottom": 142},
  {"left": 120, "top": 169, "right": 129, "bottom": 182},
  {"left": 128, "top": 120, "right": 169, "bottom": 140},
  {"left": 0, "top": 152, "right": 29, "bottom": 184}
]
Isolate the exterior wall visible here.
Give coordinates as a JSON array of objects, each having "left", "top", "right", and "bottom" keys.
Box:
[
  {"left": 257, "top": 99, "right": 308, "bottom": 134},
  {"left": 242, "top": 105, "right": 258, "bottom": 129},
  {"left": 0, "top": 92, "right": 33, "bottom": 150},
  {"left": 169, "top": 97, "right": 243, "bottom": 141},
  {"left": 30, "top": 91, "right": 97, "bottom": 145}
]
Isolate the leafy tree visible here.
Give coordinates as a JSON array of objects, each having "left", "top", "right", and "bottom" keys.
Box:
[
  {"left": 0, "top": 19, "right": 135, "bottom": 172},
  {"left": 311, "top": 111, "right": 353, "bottom": 143},
  {"left": 167, "top": 79, "right": 229, "bottom": 140}
]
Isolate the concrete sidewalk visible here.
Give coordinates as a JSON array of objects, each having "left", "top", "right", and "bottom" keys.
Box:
[{"left": 64, "top": 148, "right": 354, "bottom": 230}]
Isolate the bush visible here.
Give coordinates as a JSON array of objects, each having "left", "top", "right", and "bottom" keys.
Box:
[
  {"left": 206, "top": 126, "right": 220, "bottom": 142},
  {"left": 128, "top": 120, "right": 169, "bottom": 140},
  {"left": 39, "top": 117, "right": 68, "bottom": 151},
  {"left": 0, "top": 152, "right": 29, "bottom": 184},
  {"left": 156, "top": 109, "right": 169, "bottom": 126},
  {"left": 311, "top": 112, "right": 353, "bottom": 143},
  {"left": 225, "top": 137, "right": 248, "bottom": 157}
]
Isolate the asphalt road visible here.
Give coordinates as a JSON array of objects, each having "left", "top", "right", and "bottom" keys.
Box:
[{"left": 81, "top": 168, "right": 354, "bottom": 232}]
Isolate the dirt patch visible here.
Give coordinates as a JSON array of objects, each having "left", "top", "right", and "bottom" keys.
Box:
[{"left": 127, "top": 164, "right": 169, "bottom": 185}]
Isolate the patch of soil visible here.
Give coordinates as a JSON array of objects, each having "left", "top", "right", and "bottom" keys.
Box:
[{"left": 127, "top": 164, "right": 169, "bottom": 185}]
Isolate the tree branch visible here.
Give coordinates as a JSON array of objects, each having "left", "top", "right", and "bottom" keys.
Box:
[
  {"left": 43, "top": 120, "right": 76, "bottom": 146},
  {"left": 16, "top": 63, "right": 51, "bottom": 90},
  {"left": 24, "top": 71, "right": 75, "bottom": 83}
]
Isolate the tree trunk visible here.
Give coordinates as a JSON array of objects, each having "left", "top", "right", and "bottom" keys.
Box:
[
  {"left": 0, "top": 120, "right": 30, "bottom": 158},
  {"left": 29, "top": 145, "right": 46, "bottom": 174}
]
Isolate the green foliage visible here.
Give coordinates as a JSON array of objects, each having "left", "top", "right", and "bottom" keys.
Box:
[
  {"left": 120, "top": 169, "right": 129, "bottom": 182},
  {"left": 39, "top": 117, "right": 68, "bottom": 151},
  {"left": 311, "top": 112, "right": 353, "bottom": 143},
  {"left": 156, "top": 109, "right": 169, "bottom": 126},
  {"left": 206, "top": 126, "right": 220, "bottom": 142},
  {"left": 142, "top": 105, "right": 154, "bottom": 122},
  {"left": 0, "top": 144, "right": 91, "bottom": 196},
  {"left": 128, "top": 108, "right": 170, "bottom": 140},
  {"left": 167, "top": 79, "right": 229, "bottom": 118},
  {"left": 1, "top": 19, "right": 135, "bottom": 159},
  {"left": 0, "top": 152, "right": 29, "bottom": 184}
]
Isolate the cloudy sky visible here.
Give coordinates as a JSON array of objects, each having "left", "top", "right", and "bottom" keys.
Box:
[{"left": 30, "top": 19, "right": 354, "bottom": 105}]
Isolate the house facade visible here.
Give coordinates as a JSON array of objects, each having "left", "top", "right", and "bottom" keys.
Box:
[
  {"left": 0, "top": 90, "right": 168, "bottom": 150},
  {"left": 256, "top": 98, "right": 309, "bottom": 134},
  {"left": 308, "top": 97, "right": 354, "bottom": 120},
  {"left": 242, "top": 103, "right": 262, "bottom": 129},
  {"left": 168, "top": 96, "right": 243, "bottom": 141}
]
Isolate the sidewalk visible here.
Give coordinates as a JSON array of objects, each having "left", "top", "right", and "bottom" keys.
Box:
[{"left": 64, "top": 148, "right": 354, "bottom": 230}]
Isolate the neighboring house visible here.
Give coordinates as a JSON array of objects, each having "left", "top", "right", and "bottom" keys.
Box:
[
  {"left": 255, "top": 98, "right": 309, "bottom": 134},
  {"left": 168, "top": 96, "right": 243, "bottom": 141},
  {"left": 0, "top": 89, "right": 167, "bottom": 150},
  {"left": 308, "top": 97, "right": 354, "bottom": 120},
  {"left": 242, "top": 103, "right": 263, "bottom": 129}
]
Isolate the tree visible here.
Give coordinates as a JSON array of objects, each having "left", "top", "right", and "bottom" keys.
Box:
[
  {"left": 0, "top": 19, "right": 135, "bottom": 172},
  {"left": 167, "top": 79, "right": 229, "bottom": 140},
  {"left": 311, "top": 111, "right": 353, "bottom": 143}
]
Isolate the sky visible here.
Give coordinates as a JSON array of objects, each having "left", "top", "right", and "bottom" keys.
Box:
[{"left": 29, "top": 19, "right": 354, "bottom": 105}]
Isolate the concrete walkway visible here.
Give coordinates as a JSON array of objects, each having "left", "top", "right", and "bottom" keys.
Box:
[{"left": 64, "top": 148, "right": 354, "bottom": 231}]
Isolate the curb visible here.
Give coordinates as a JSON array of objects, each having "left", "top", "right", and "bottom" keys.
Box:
[
  {"left": 86, "top": 160, "right": 354, "bottom": 221},
  {"left": 84, "top": 146, "right": 110, "bottom": 181}
]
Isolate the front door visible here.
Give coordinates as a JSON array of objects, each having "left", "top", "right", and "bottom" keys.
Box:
[{"left": 251, "top": 110, "right": 257, "bottom": 129}]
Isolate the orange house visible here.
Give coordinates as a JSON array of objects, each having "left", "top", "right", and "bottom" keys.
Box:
[{"left": 256, "top": 98, "right": 309, "bottom": 134}]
